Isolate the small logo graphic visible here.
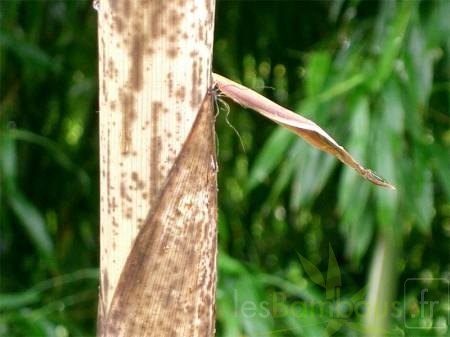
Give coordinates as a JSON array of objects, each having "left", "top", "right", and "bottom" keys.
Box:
[
  {"left": 404, "top": 278, "right": 449, "bottom": 329},
  {"left": 297, "top": 243, "right": 381, "bottom": 336},
  {"left": 232, "top": 244, "right": 449, "bottom": 336}
]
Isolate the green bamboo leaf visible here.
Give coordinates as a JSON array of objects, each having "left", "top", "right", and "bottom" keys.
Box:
[
  {"left": 348, "top": 215, "right": 373, "bottom": 263},
  {"left": 405, "top": 26, "right": 434, "bottom": 108},
  {"left": 2, "top": 311, "right": 57, "bottom": 337},
  {"left": 289, "top": 142, "right": 312, "bottom": 210},
  {"left": 236, "top": 276, "right": 276, "bottom": 337},
  {"left": 370, "top": 1, "right": 414, "bottom": 91},
  {"left": 291, "top": 145, "right": 337, "bottom": 212},
  {"left": 305, "top": 51, "right": 332, "bottom": 97},
  {"left": 216, "top": 291, "right": 241, "bottom": 337},
  {"left": 262, "top": 274, "right": 324, "bottom": 303},
  {"left": 246, "top": 128, "right": 294, "bottom": 191},
  {"left": 339, "top": 177, "right": 371, "bottom": 261},
  {"left": 6, "top": 129, "right": 73, "bottom": 170},
  {"left": 218, "top": 251, "right": 247, "bottom": 275},
  {"left": 219, "top": 253, "right": 276, "bottom": 337},
  {"left": 382, "top": 81, "right": 405, "bottom": 135},
  {"left": 374, "top": 153, "right": 398, "bottom": 228},
  {"left": 0, "top": 133, "right": 54, "bottom": 259},
  {"left": 338, "top": 95, "right": 370, "bottom": 210},
  {"left": 424, "top": 0, "right": 450, "bottom": 44},
  {"left": 0, "top": 291, "right": 40, "bottom": 310},
  {"left": 7, "top": 190, "right": 54, "bottom": 258},
  {"left": 0, "top": 32, "right": 56, "bottom": 71},
  {"left": 262, "top": 141, "right": 303, "bottom": 213},
  {"left": 0, "top": 32, "right": 56, "bottom": 70},
  {"left": 0, "top": 132, "right": 17, "bottom": 183},
  {"left": 400, "top": 146, "right": 435, "bottom": 233},
  {"left": 364, "top": 236, "right": 398, "bottom": 335},
  {"left": 374, "top": 114, "right": 398, "bottom": 228},
  {"left": 4, "top": 129, "right": 90, "bottom": 190},
  {"left": 315, "top": 73, "right": 366, "bottom": 104},
  {"left": 329, "top": 0, "right": 346, "bottom": 23},
  {"left": 338, "top": 95, "right": 373, "bottom": 260}
]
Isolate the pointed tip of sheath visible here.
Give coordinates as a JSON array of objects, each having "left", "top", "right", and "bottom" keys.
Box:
[{"left": 366, "top": 170, "right": 396, "bottom": 190}]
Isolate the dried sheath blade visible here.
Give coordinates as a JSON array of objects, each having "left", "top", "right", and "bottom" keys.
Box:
[{"left": 212, "top": 73, "right": 395, "bottom": 190}]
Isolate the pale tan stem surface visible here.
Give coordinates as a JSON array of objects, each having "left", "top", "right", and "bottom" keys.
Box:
[{"left": 98, "top": 1, "right": 216, "bottom": 335}]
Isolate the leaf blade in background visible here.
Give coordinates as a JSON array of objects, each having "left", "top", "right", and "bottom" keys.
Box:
[
  {"left": 0, "top": 132, "right": 18, "bottom": 185},
  {"left": 0, "top": 291, "right": 40, "bottom": 310},
  {"left": 290, "top": 146, "right": 336, "bottom": 212},
  {"left": 337, "top": 95, "right": 373, "bottom": 260},
  {"left": 0, "top": 133, "right": 54, "bottom": 259},
  {"left": 218, "top": 253, "right": 277, "bottom": 337},
  {"left": 402, "top": 146, "right": 435, "bottom": 234},
  {"left": 7, "top": 190, "right": 54, "bottom": 259},
  {"left": 258, "top": 140, "right": 303, "bottom": 216},
  {"left": 374, "top": 129, "right": 398, "bottom": 229},
  {"left": 4, "top": 128, "right": 90, "bottom": 190},
  {"left": 374, "top": 88, "right": 400, "bottom": 230},
  {"left": 369, "top": 0, "right": 413, "bottom": 92},
  {"left": 305, "top": 51, "right": 332, "bottom": 97},
  {"left": 338, "top": 95, "right": 370, "bottom": 209},
  {"left": 246, "top": 127, "right": 295, "bottom": 191},
  {"left": 0, "top": 31, "right": 56, "bottom": 71}
]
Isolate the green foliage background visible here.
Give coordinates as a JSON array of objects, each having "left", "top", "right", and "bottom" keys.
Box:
[{"left": 0, "top": 1, "right": 449, "bottom": 336}]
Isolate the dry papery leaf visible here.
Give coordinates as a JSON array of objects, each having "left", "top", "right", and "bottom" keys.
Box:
[{"left": 212, "top": 73, "right": 395, "bottom": 190}]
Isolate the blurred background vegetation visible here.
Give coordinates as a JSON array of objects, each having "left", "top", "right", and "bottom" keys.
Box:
[{"left": 0, "top": 1, "right": 449, "bottom": 336}]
